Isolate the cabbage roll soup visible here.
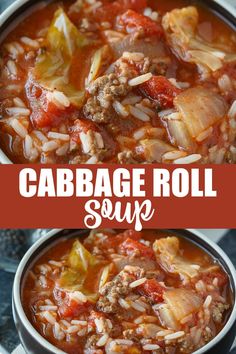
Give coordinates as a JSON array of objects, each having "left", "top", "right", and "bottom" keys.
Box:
[
  {"left": 0, "top": 0, "right": 236, "bottom": 164},
  {"left": 22, "top": 230, "right": 233, "bottom": 354}
]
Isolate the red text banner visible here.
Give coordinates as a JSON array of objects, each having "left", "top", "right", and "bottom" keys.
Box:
[{"left": 0, "top": 164, "right": 235, "bottom": 229}]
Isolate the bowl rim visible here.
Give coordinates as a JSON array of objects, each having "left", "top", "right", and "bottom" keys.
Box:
[
  {"left": 0, "top": 0, "right": 236, "bottom": 164},
  {"left": 13, "top": 228, "right": 236, "bottom": 354}
]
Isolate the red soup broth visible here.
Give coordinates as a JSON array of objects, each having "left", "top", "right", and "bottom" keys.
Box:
[
  {"left": 22, "top": 229, "right": 233, "bottom": 354},
  {"left": 0, "top": 0, "right": 236, "bottom": 164}
]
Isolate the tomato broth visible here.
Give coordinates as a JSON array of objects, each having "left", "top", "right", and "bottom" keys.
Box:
[
  {"left": 0, "top": 0, "right": 236, "bottom": 164},
  {"left": 22, "top": 229, "right": 233, "bottom": 354}
]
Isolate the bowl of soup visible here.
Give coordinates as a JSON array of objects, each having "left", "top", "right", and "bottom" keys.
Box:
[
  {"left": 0, "top": 0, "right": 236, "bottom": 164},
  {"left": 13, "top": 229, "right": 236, "bottom": 354}
]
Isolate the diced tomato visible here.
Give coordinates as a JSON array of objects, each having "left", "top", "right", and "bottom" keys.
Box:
[
  {"left": 202, "top": 271, "right": 228, "bottom": 287},
  {"left": 119, "top": 238, "right": 155, "bottom": 259},
  {"left": 25, "top": 78, "right": 74, "bottom": 128},
  {"left": 94, "top": 0, "right": 147, "bottom": 22},
  {"left": 117, "top": 10, "right": 164, "bottom": 37},
  {"left": 121, "top": 230, "right": 142, "bottom": 241},
  {"left": 53, "top": 289, "right": 90, "bottom": 318},
  {"left": 100, "top": 230, "right": 142, "bottom": 250},
  {"left": 70, "top": 118, "right": 97, "bottom": 143},
  {"left": 59, "top": 299, "right": 90, "bottom": 318},
  {"left": 95, "top": 1, "right": 122, "bottom": 22},
  {"left": 138, "top": 279, "right": 165, "bottom": 303},
  {"left": 140, "top": 76, "right": 181, "bottom": 108},
  {"left": 88, "top": 310, "right": 106, "bottom": 328},
  {"left": 122, "top": 0, "right": 147, "bottom": 12}
]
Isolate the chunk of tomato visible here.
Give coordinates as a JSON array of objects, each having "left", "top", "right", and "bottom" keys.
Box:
[
  {"left": 122, "top": 230, "right": 142, "bottom": 241},
  {"left": 26, "top": 78, "right": 74, "bottom": 129},
  {"left": 138, "top": 279, "right": 165, "bottom": 303},
  {"left": 88, "top": 310, "right": 106, "bottom": 328},
  {"left": 94, "top": 0, "right": 147, "bottom": 22},
  {"left": 203, "top": 271, "right": 228, "bottom": 287},
  {"left": 70, "top": 118, "right": 98, "bottom": 143},
  {"left": 117, "top": 10, "right": 164, "bottom": 37},
  {"left": 122, "top": 0, "right": 147, "bottom": 12},
  {"left": 59, "top": 298, "right": 90, "bottom": 318},
  {"left": 100, "top": 230, "right": 142, "bottom": 250},
  {"left": 140, "top": 76, "right": 181, "bottom": 108},
  {"left": 119, "top": 238, "right": 155, "bottom": 259}
]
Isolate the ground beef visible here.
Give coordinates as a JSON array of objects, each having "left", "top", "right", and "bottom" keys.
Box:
[
  {"left": 123, "top": 328, "right": 140, "bottom": 341},
  {"left": 84, "top": 335, "right": 102, "bottom": 351},
  {"left": 84, "top": 96, "right": 113, "bottom": 123},
  {"left": 212, "top": 302, "right": 230, "bottom": 323},
  {"left": 117, "top": 151, "right": 137, "bottom": 164},
  {"left": 202, "top": 327, "right": 213, "bottom": 342},
  {"left": 97, "top": 266, "right": 145, "bottom": 313},
  {"left": 84, "top": 73, "right": 131, "bottom": 123}
]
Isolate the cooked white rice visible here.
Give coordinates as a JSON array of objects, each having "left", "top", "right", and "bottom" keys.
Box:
[
  {"left": 218, "top": 74, "right": 233, "bottom": 92},
  {"left": 163, "top": 150, "right": 187, "bottom": 161},
  {"left": 129, "top": 105, "right": 150, "bottom": 122},
  {"left": 196, "top": 127, "right": 213, "bottom": 142},
  {"left": 20, "top": 36, "right": 40, "bottom": 49},
  {"left": 71, "top": 320, "right": 88, "bottom": 325},
  {"left": 130, "top": 301, "right": 146, "bottom": 312},
  {"left": 13, "top": 97, "right": 26, "bottom": 108},
  {"left": 10, "top": 119, "right": 27, "bottom": 138},
  {"left": 228, "top": 100, "right": 236, "bottom": 119},
  {"left": 79, "top": 132, "right": 92, "bottom": 154},
  {"left": 66, "top": 325, "right": 80, "bottom": 334},
  {"left": 113, "top": 100, "right": 129, "bottom": 117},
  {"left": 143, "top": 344, "right": 160, "bottom": 350},
  {"left": 128, "top": 73, "right": 152, "bottom": 87},
  {"left": 122, "top": 95, "right": 142, "bottom": 105},
  {"left": 43, "top": 311, "right": 56, "bottom": 325},
  {"left": 5, "top": 42, "right": 24, "bottom": 57},
  {"left": 174, "top": 154, "right": 202, "bottom": 164},
  {"left": 7, "top": 60, "right": 17, "bottom": 76},
  {"left": 33, "top": 130, "right": 48, "bottom": 143},
  {"left": 115, "top": 339, "right": 133, "bottom": 345},
  {"left": 48, "top": 132, "right": 70, "bottom": 141},
  {"left": 135, "top": 103, "right": 156, "bottom": 117},
  {"left": 97, "top": 333, "right": 109, "bottom": 347},
  {"left": 6, "top": 107, "right": 30, "bottom": 116},
  {"left": 42, "top": 141, "right": 59, "bottom": 152},
  {"left": 86, "top": 155, "right": 99, "bottom": 164},
  {"left": 203, "top": 295, "right": 212, "bottom": 308},
  {"left": 70, "top": 291, "right": 87, "bottom": 303},
  {"left": 39, "top": 305, "right": 58, "bottom": 311},
  {"left": 118, "top": 298, "right": 130, "bottom": 309},
  {"left": 122, "top": 52, "right": 144, "bottom": 61},
  {"left": 165, "top": 331, "right": 185, "bottom": 340},
  {"left": 50, "top": 90, "right": 70, "bottom": 108},
  {"left": 129, "top": 278, "right": 147, "bottom": 288}
]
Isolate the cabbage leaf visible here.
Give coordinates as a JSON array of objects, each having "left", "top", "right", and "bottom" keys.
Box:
[{"left": 34, "top": 8, "right": 88, "bottom": 107}]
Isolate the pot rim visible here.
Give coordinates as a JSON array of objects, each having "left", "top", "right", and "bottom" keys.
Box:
[
  {"left": 0, "top": 0, "right": 236, "bottom": 163},
  {"left": 13, "top": 228, "right": 236, "bottom": 354}
]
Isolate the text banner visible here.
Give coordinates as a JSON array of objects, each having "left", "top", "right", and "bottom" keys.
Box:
[{"left": 0, "top": 164, "right": 235, "bottom": 229}]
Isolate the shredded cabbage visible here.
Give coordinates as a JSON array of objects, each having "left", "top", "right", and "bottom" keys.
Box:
[
  {"left": 68, "top": 240, "right": 97, "bottom": 272},
  {"left": 153, "top": 237, "right": 200, "bottom": 279},
  {"left": 162, "top": 6, "right": 236, "bottom": 74},
  {"left": 164, "top": 289, "right": 202, "bottom": 321},
  {"left": 57, "top": 240, "right": 98, "bottom": 291},
  {"left": 34, "top": 8, "right": 88, "bottom": 107}
]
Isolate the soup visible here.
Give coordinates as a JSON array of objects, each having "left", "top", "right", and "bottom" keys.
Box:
[
  {"left": 0, "top": 0, "right": 236, "bottom": 164},
  {"left": 22, "top": 229, "right": 233, "bottom": 353}
]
